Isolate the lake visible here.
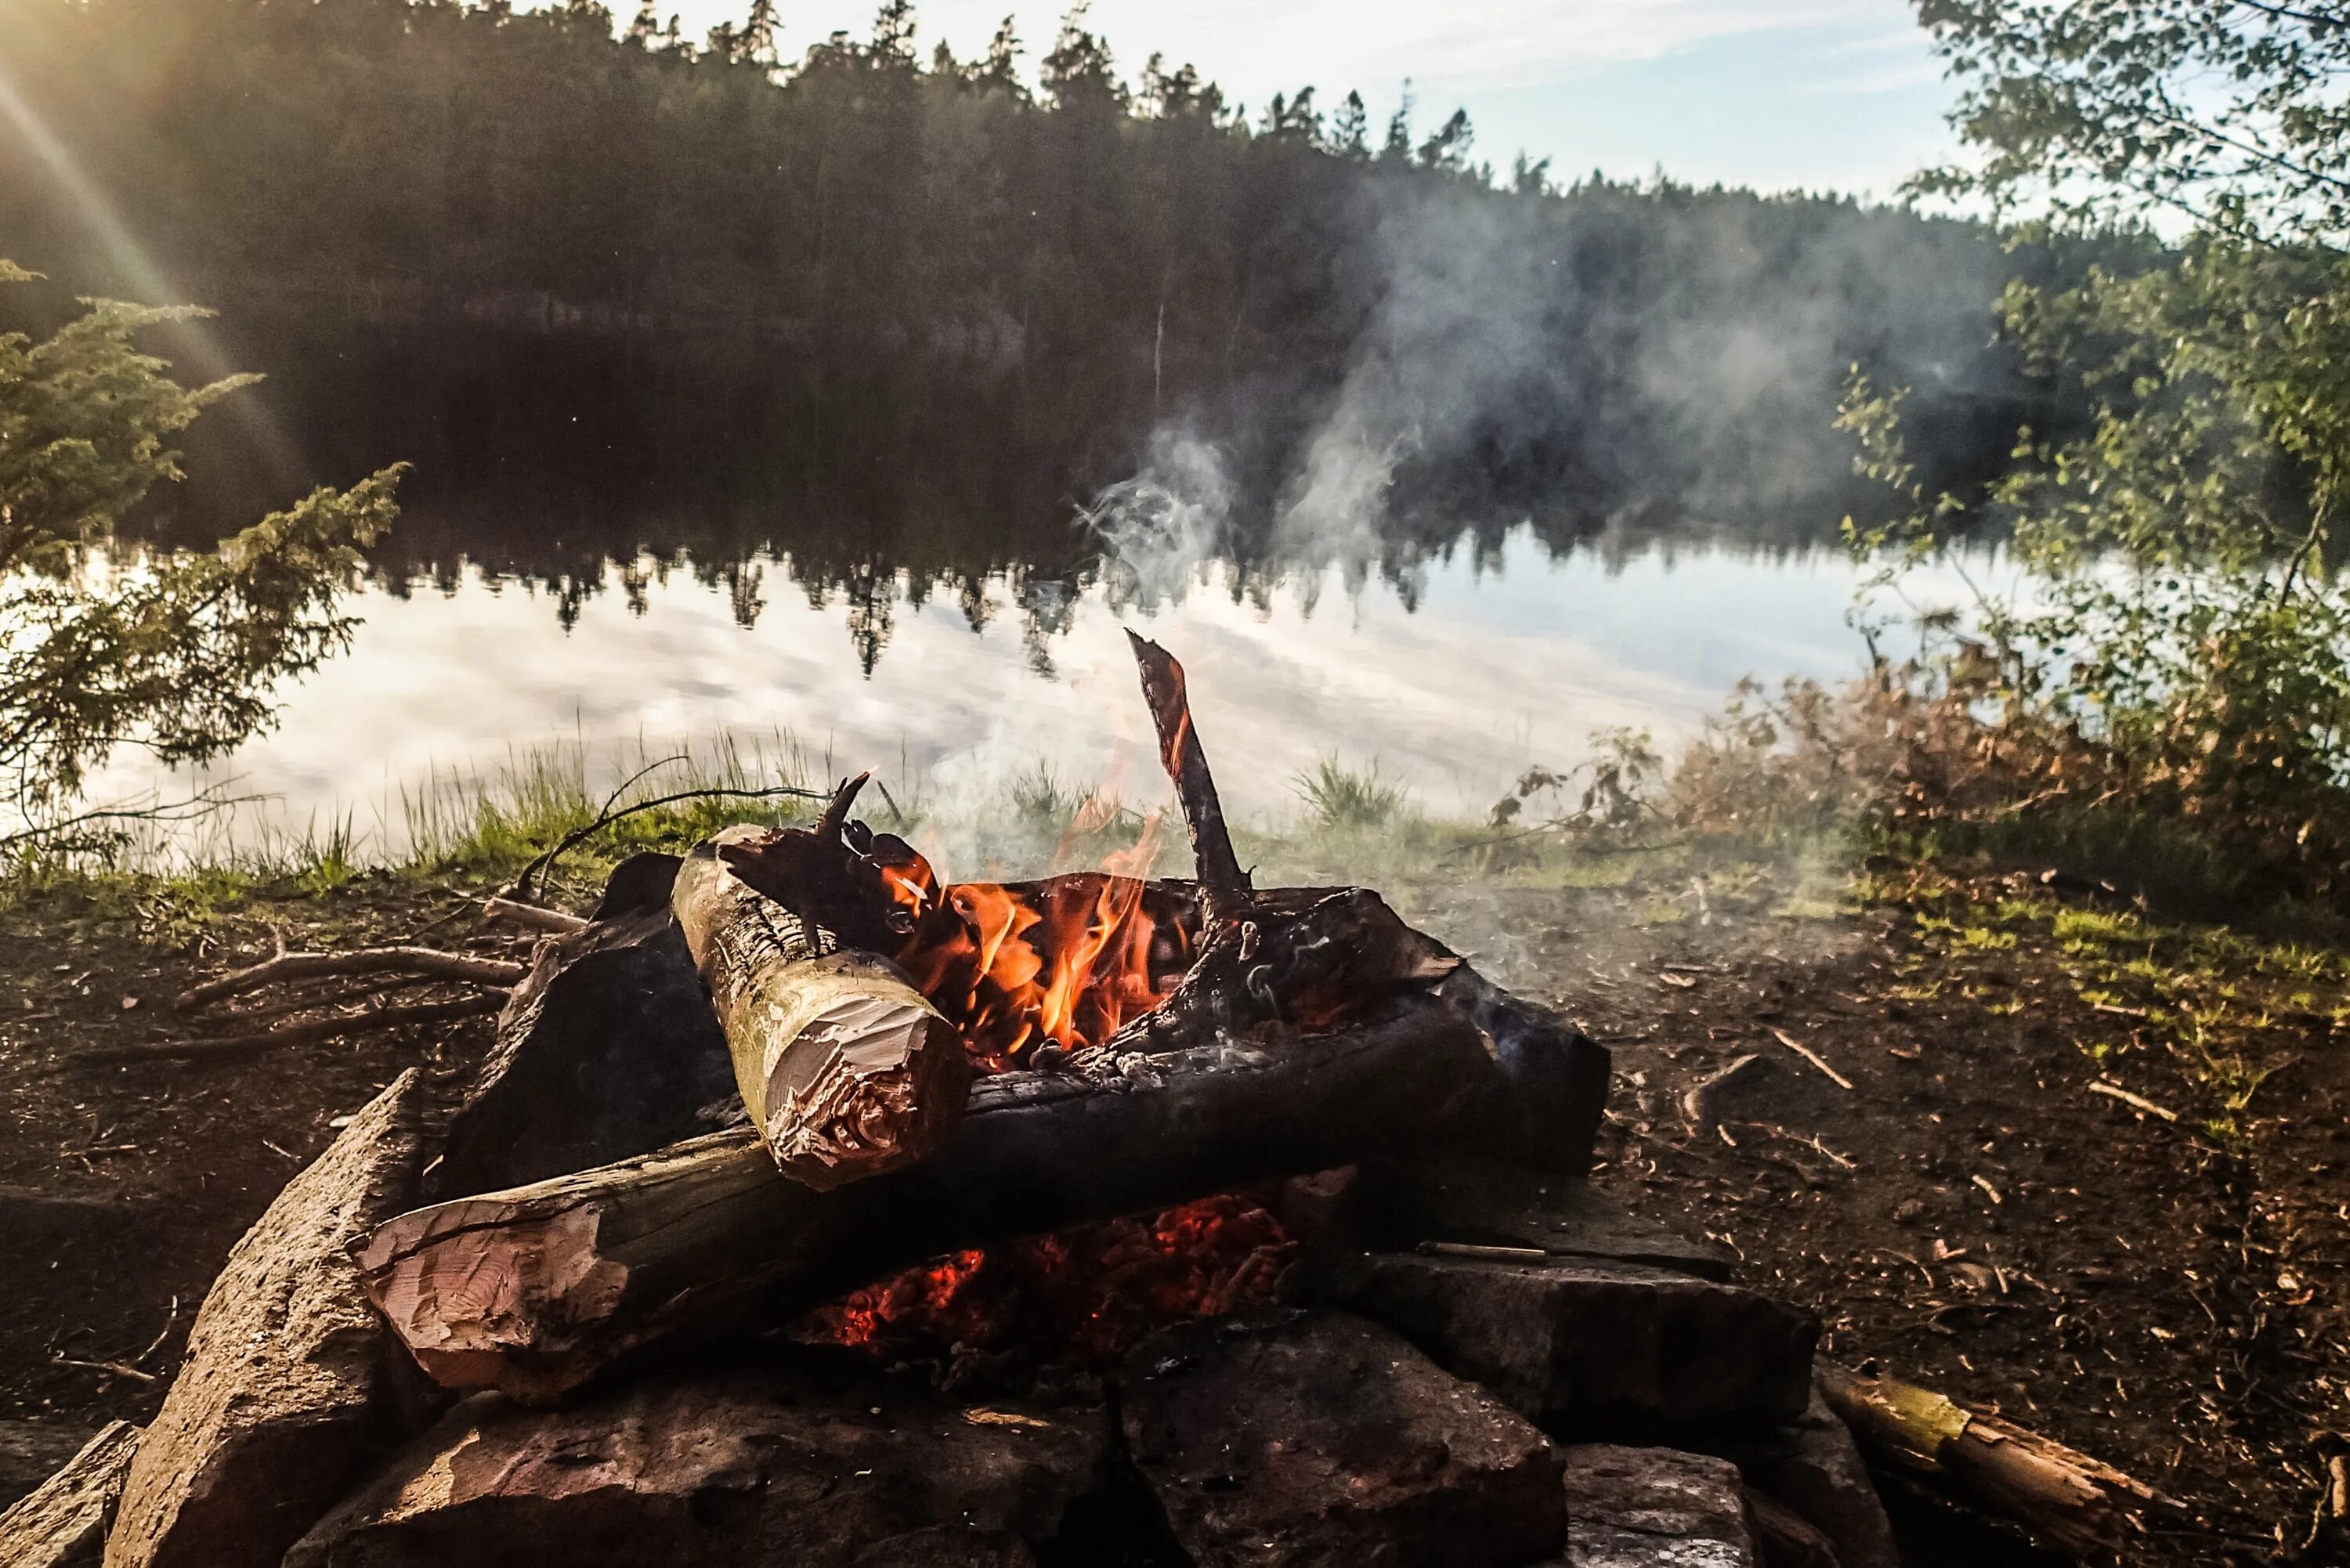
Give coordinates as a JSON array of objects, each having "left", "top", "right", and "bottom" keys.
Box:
[
  {"left": 83, "top": 522, "right": 1994, "bottom": 862},
  {"left": 52, "top": 315, "right": 2011, "bottom": 862}
]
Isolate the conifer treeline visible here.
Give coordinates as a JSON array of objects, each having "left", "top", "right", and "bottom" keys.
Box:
[{"left": 5, "top": 0, "right": 2058, "bottom": 583}]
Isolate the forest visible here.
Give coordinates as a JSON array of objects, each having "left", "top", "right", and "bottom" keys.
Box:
[{"left": 3, "top": 0, "right": 2065, "bottom": 584}]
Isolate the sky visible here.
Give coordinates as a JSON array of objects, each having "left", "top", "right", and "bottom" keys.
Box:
[{"left": 650, "top": 0, "right": 1961, "bottom": 197}]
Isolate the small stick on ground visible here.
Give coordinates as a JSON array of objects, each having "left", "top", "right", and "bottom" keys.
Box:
[
  {"left": 1768, "top": 1026, "right": 1854, "bottom": 1091},
  {"left": 176, "top": 948, "right": 526, "bottom": 1012},
  {"left": 2088, "top": 1080, "right": 2179, "bottom": 1123},
  {"left": 482, "top": 898, "right": 589, "bottom": 935},
  {"left": 75, "top": 995, "right": 504, "bottom": 1067}
]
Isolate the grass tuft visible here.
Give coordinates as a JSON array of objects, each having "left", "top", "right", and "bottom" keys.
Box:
[{"left": 1292, "top": 757, "right": 1409, "bottom": 831}]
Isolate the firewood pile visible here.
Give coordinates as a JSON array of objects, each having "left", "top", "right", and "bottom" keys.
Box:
[{"left": 2, "top": 638, "right": 2161, "bottom": 1568}]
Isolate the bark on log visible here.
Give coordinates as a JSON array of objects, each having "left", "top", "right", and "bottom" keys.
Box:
[
  {"left": 481, "top": 898, "right": 588, "bottom": 935},
  {"left": 357, "top": 996, "right": 1492, "bottom": 1401},
  {"left": 0, "top": 1422, "right": 138, "bottom": 1568},
  {"left": 673, "top": 826, "right": 969, "bottom": 1190},
  {"left": 1814, "top": 1360, "right": 2164, "bottom": 1557},
  {"left": 105, "top": 1074, "right": 432, "bottom": 1568}
]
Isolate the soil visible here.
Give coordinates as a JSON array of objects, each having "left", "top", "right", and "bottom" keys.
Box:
[{"left": 2, "top": 854, "right": 2343, "bottom": 1564}]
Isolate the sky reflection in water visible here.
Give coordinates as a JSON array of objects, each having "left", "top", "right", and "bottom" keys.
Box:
[{"left": 95, "top": 529, "right": 1991, "bottom": 861}]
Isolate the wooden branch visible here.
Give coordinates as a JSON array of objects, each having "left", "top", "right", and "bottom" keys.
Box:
[
  {"left": 358, "top": 995, "right": 1492, "bottom": 1401},
  {"left": 1126, "top": 632, "right": 1251, "bottom": 924},
  {"left": 481, "top": 897, "right": 588, "bottom": 935},
  {"left": 76, "top": 995, "right": 504, "bottom": 1067},
  {"left": 175, "top": 948, "right": 526, "bottom": 1012},
  {"left": 1816, "top": 1360, "right": 2165, "bottom": 1556},
  {"left": 673, "top": 826, "right": 968, "bottom": 1190}
]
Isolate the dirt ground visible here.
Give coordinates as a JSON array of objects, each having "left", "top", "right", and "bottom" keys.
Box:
[{"left": 2, "top": 854, "right": 2344, "bottom": 1564}]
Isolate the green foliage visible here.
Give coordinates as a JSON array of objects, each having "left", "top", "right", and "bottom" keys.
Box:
[
  {"left": 0, "top": 264, "right": 403, "bottom": 822},
  {"left": 1837, "top": 1, "right": 2350, "bottom": 899}
]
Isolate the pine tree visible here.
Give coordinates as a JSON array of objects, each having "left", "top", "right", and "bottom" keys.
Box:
[
  {"left": 870, "top": 0, "right": 915, "bottom": 68},
  {"left": 967, "top": 14, "right": 1025, "bottom": 99},
  {"left": 1417, "top": 107, "right": 1472, "bottom": 172},
  {"left": 1380, "top": 82, "right": 1414, "bottom": 164},
  {"left": 1331, "top": 90, "right": 1369, "bottom": 159}
]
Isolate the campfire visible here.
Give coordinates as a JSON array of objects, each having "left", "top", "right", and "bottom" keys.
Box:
[{"left": 12, "top": 634, "right": 2162, "bottom": 1568}]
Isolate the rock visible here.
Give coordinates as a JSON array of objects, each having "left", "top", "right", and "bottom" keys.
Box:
[
  {"left": 1, "top": 1422, "right": 101, "bottom": 1513},
  {"left": 0, "top": 1422, "right": 139, "bottom": 1568},
  {"left": 1120, "top": 1310, "right": 1565, "bottom": 1567},
  {"left": 1556, "top": 1445, "right": 1757, "bottom": 1568},
  {"left": 285, "top": 1357, "right": 1107, "bottom": 1566},
  {"left": 1718, "top": 1393, "right": 1898, "bottom": 1568},
  {"left": 1309, "top": 1252, "right": 1818, "bottom": 1436},
  {"left": 1681, "top": 1054, "right": 1837, "bottom": 1135},
  {"left": 104, "top": 1073, "right": 432, "bottom": 1568},
  {"left": 430, "top": 898, "right": 737, "bottom": 1198},
  {"left": 1338, "top": 1156, "right": 1735, "bottom": 1281}
]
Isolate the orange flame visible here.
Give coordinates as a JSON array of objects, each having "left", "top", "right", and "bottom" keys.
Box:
[{"left": 886, "top": 818, "right": 1187, "bottom": 1072}]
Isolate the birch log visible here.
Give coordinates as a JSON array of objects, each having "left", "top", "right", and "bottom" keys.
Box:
[{"left": 673, "top": 826, "right": 970, "bottom": 1190}]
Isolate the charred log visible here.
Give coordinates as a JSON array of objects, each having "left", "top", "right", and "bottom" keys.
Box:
[{"left": 357, "top": 995, "right": 1492, "bottom": 1401}]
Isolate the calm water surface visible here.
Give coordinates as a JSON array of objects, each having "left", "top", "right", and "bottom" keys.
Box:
[{"left": 93, "top": 526, "right": 1992, "bottom": 859}]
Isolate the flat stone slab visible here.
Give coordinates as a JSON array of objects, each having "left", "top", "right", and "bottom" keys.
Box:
[
  {"left": 1120, "top": 1310, "right": 1565, "bottom": 1567},
  {"left": 0, "top": 1422, "right": 139, "bottom": 1568},
  {"left": 286, "top": 1359, "right": 1107, "bottom": 1566},
  {"left": 1557, "top": 1445, "right": 1756, "bottom": 1568},
  {"left": 105, "top": 1072, "right": 432, "bottom": 1568},
  {"left": 1341, "top": 1157, "right": 1736, "bottom": 1281},
  {"left": 1310, "top": 1252, "right": 1818, "bottom": 1436}
]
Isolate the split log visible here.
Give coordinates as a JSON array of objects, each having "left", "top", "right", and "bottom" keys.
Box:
[
  {"left": 2, "top": 1423, "right": 102, "bottom": 1515},
  {"left": 1428, "top": 963, "right": 1610, "bottom": 1173},
  {"left": 358, "top": 995, "right": 1492, "bottom": 1401},
  {"left": 1814, "top": 1360, "right": 2164, "bottom": 1557},
  {"left": 106, "top": 1074, "right": 433, "bottom": 1568},
  {"left": 673, "top": 825, "right": 968, "bottom": 1190},
  {"left": 0, "top": 1422, "right": 138, "bottom": 1568},
  {"left": 429, "top": 877, "right": 736, "bottom": 1200},
  {"left": 481, "top": 897, "right": 588, "bottom": 935}
]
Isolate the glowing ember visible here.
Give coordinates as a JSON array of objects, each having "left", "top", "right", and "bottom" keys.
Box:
[
  {"left": 799, "top": 1194, "right": 1297, "bottom": 1367},
  {"left": 808, "top": 816, "right": 1268, "bottom": 1370}
]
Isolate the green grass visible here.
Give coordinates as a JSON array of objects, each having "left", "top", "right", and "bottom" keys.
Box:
[{"left": 1291, "top": 757, "right": 1409, "bottom": 831}]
